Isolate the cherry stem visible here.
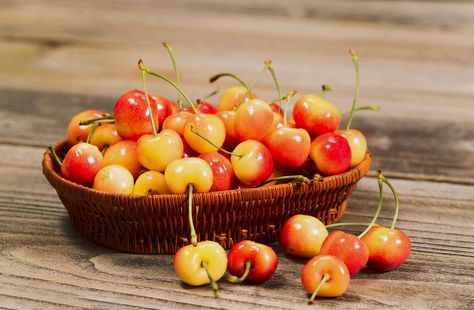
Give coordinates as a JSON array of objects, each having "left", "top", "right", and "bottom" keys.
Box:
[
  {"left": 48, "top": 145, "right": 62, "bottom": 167},
  {"left": 227, "top": 260, "right": 252, "bottom": 284},
  {"left": 189, "top": 125, "right": 242, "bottom": 158},
  {"left": 79, "top": 115, "right": 114, "bottom": 126},
  {"left": 209, "top": 73, "right": 252, "bottom": 94},
  {"left": 139, "top": 59, "right": 198, "bottom": 114},
  {"left": 187, "top": 184, "right": 198, "bottom": 246},
  {"left": 233, "top": 65, "right": 267, "bottom": 111},
  {"left": 163, "top": 42, "right": 183, "bottom": 109},
  {"left": 264, "top": 60, "right": 282, "bottom": 109},
  {"left": 282, "top": 90, "right": 297, "bottom": 127},
  {"left": 380, "top": 175, "right": 400, "bottom": 229},
  {"left": 345, "top": 48, "right": 360, "bottom": 130},
  {"left": 359, "top": 171, "right": 385, "bottom": 238},
  {"left": 342, "top": 105, "right": 380, "bottom": 116},
  {"left": 201, "top": 260, "right": 220, "bottom": 298},
  {"left": 260, "top": 175, "right": 310, "bottom": 187},
  {"left": 321, "top": 84, "right": 332, "bottom": 99},
  {"left": 139, "top": 63, "right": 158, "bottom": 136},
  {"left": 308, "top": 274, "right": 330, "bottom": 304},
  {"left": 326, "top": 222, "right": 377, "bottom": 228},
  {"left": 202, "top": 86, "right": 220, "bottom": 101},
  {"left": 86, "top": 123, "right": 98, "bottom": 144},
  {"left": 101, "top": 144, "right": 109, "bottom": 156}
]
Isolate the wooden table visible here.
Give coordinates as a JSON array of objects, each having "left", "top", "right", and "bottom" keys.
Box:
[{"left": 1, "top": 1, "right": 473, "bottom": 309}]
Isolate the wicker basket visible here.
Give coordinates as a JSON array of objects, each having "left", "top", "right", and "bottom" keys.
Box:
[{"left": 42, "top": 141, "right": 372, "bottom": 254}]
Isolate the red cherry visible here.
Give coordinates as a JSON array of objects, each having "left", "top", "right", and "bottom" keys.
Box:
[
  {"left": 66, "top": 110, "right": 106, "bottom": 146},
  {"left": 61, "top": 143, "right": 104, "bottom": 186},
  {"left": 309, "top": 133, "right": 351, "bottom": 176},
  {"left": 264, "top": 127, "right": 311, "bottom": 168},
  {"left": 199, "top": 152, "right": 235, "bottom": 191},
  {"left": 293, "top": 94, "right": 341, "bottom": 137}
]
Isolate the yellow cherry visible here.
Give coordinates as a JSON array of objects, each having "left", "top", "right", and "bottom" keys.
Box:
[
  {"left": 93, "top": 164, "right": 134, "bottom": 194},
  {"left": 133, "top": 170, "right": 170, "bottom": 195},
  {"left": 183, "top": 114, "right": 226, "bottom": 154},
  {"left": 164, "top": 158, "right": 213, "bottom": 194},
  {"left": 136, "top": 129, "right": 184, "bottom": 172},
  {"left": 336, "top": 129, "right": 367, "bottom": 168}
]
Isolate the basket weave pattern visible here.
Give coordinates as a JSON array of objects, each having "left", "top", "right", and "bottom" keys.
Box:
[{"left": 43, "top": 141, "right": 372, "bottom": 254}]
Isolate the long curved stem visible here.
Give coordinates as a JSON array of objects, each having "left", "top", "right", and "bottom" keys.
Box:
[
  {"left": 139, "top": 64, "right": 157, "bottom": 136},
  {"left": 79, "top": 115, "right": 114, "bottom": 126},
  {"left": 342, "top": 105, "right": 380, "bottom": 117},
  {"left": 282, "top": 91, "right": 296, "bottom": 127},
  {"left": 233, "top": 65, "right": 267, "bottom": 111},
  {"left": 202, "top": 260, "right": 220, "bottom": 298},
  {"left": 265, "top": 60, "right": 282, "bottom": 107},
  {"left": 209, "top": 73, "right": 252, "bottom": 93},
  {"left": 345, "top": 48, "right": 360, "bottom": 130},
  {"left": 260, "top": 175, "right": 309, "bottom": 187},
  {"left": 308, "top": 274, "right": 330, "bottom": 304},
  {"left": 49, "top": 145, "right": 62, "bottom": 166},
  {"left": 202, "top": 86, "right": 220, "bottom": 101},
  {"left": 359, "top": 171, "right": 385, "bottom": 238},
  {"left": 139, "top": 59, "right": 198, "bottom": 113},
  {"left": 188, "top": 184, "right": 197, "bottom": 246},
  {"left": 381, "top": 176, "right": 400, "bottom": 229},
  {"left": 190, "top": 126, "right": 242, "bottom": 158},
  {"left": 163, "top": 42, "right": 183, "bottom": 109},
  {"left": 227, "top": 260, "right": 252, "bottom": 284},
  {"left": 86, "top": 123, "right": 98, "bottom": 144}
]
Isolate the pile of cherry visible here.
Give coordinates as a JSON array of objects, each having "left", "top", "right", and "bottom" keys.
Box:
[{"left": 48, "top": 43, "right": 411, "bottom": 303}]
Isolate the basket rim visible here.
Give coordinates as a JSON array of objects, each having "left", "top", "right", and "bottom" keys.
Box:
[{"left": 43, "top": 140, "right": 372, "bottom": 202}]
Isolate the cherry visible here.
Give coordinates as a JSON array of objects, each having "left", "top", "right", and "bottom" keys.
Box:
[
  {"left": 301, "top": 255, "right": 350, "bottom": 302},
  {"left": 360, "top": 172, "right": 411, "bottom": 271},
  {"left": 231, "top": 140, "right": 273, "bottom": 186},
  {"left": 279, "top": 215, "right": 328, "bottom": 259},
  {"left": 137, "top": 129, "right": 184, "bottom": 171},
  {"left": 215, "top": 110, "right": 240, "bottom": 149},
  {"left": 103, "top": 140, "right": 144, "bottom": 179},
  {"left": 164, "top": 158, "right": 213, "bottom": 194},
  {"left": 209, "top": 72, "right": 256, "bottom": 111},
  {"left": 183, "top": 112, "right": 226, "bottom": 154},
  {"left": 66, "top": 110, "right": 106, "bottom": 146},
  {"left": 293, "top": 94, "right": 341, "bottom": 137},
  {"left": 227, "top": 240, "right": 278, "bottom": 284},
  {"left": 162, "top": 111, "right": 192, "bottom": 136},
  {"left": 199, "top": 152, "right": 235, "bottom": 191},
  {"left": 89, "top": 123, "right": 122, "bottom": 151},
  {"left": 309, "top": 133, "right": 351, "bottom": 176},
  {"left": 234, "top": 99, "right": 274, "bottom": 141},
  {"left": 133, "top": 170, "right": 170, "bottom": 195},
  {"left": 93, "top": 164, "right": 134, "bottom": 194},
  {"left": 61, "top": 143, "right": 104, "bottom": 187}
]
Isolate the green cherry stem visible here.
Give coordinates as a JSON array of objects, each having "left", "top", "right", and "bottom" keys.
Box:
[
  {"left": 162, "top": 42, "right": 183, "bottom": 109},
  {"left": 380, "top": 175, "right": 400, "bottom": 229},
  {"left": 139, "top": 59, "right": 198, "bottom": 114},
  {"left": 233, "top": 65, "right": 267, "bottom": 111},
  {"left": 359, "top": 170, "right": 385, "bottom": 238},
  {"left": 321, "top": 84, "right": 332, "bottom": 99},
  {"left": 48, "top": 145, "right": 62, "bottom": 167},
  {"left": 326, "top": 222, "right": 377, "bottom": 228},
  {"left": 227, "top": 260, "right": 252, "bottom": 284},
  {"left": 79, "top": 115, "right": 114, "bottom": 126},
  {"left": 345, "top": 48, "right": 360, "bottom": 130},
  {"left": 342, "top": 105, "right": 380, "bottom": 116},
  {"left": 201, "top": 260, "right": 220, "bottom": 298},
  {"left": 209, "top": 73, "right": 252, "bottom": 94},
  {"left": 282, "top": 90, "right": 297, "bottom": 127},
  {"left": 308, "top": 274, "right": 330, "bottom": 304},
  {"left": 85, "top": 123, "right": 98, "bottom": 144},
  {"left": 101, "top": 144, "right": 109, "bottom": 156},
  {"left": 264, "top": 60, "right": 282, "bottom": 107},
  {"left": 202, "top": 86, "right": 221, "bottom": 101},
  {"left": 189, "top": 125, "right": 243, "bottom": 158},
  {"left": 260, "top": 175, "right": 309, "bottom": 187},
  {"left": 139, "top": 62, "right": 158, "bottom": 136},
  {"left": 187, "top": 183, "right": 198, "bottom": 246}
]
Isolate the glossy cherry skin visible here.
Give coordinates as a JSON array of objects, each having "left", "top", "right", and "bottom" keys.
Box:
[
  {"left": 293, "top": 94, "right": 341, "bottom": 137},
  {"left": 113, "top": 90, "right": 169, "bottom": 140},
  {"left": 227, "top": 240, "right": 278, "bottom": 283},
  {"left": 335, "top": 129, "right": 367, "bottom": 168},
  {"left": 183, "top": 113, "right": 226, "bottom": 154},
  {"left": 184, "top": 101, "right": 218, "bottom": 114},
  {"left": 310, "top": 133, "right": 351, "bottom": 176},
  {"left": 61, "top": 143, "right": 104, "bottom": 187},
  {"left": 216, "top": 110, "right": 240, "bottom": 150},
  {"left": 264, "top": 127, "right": 311, "bottom": 168},
  {"left": 162, "top": 112, "right": 193, "bottom": 136},
  {"left": 279, "top": 215, "right": 328, "bottom": 259},
  {"left": 319, "top": 230, "right": 369, "bottom": 276},
  {"left": 89, "top": 123, "right": 122, "bottom": 150},
  {"left": 301, "top": 255, "right": 350, "bottom": 298},
  {"left": 103, "top": 140, "right": 144, "bottom": 179},
  {"left": 66, "top": 110, "right": 106, "bottom": 146},
  {"left": 199, "top": 152, "right": 235, "bottom": 191},
  {"left": 151, "top": 93, "right": 173, "bottom": 121},
  {"left": 361, "top": 226, "right": 411, "bottom": 272},
  {"left": 234, "top": 99, "right": 274, "bottom": 141},
  {"left": 174, "top": 241, "right": 228, "bottom": 286},
  {"left": 218, "top": 86, "right": 255, "bottom": 111},
  {"left": 231, "top": 140, "right": 273, "bottom": 186},
  {"left": 92, "top": 164, "right": 134, "bottom": 194},
  {"left": 164, "top": 157, "right": 213, "bottom": 194},
  {"left": 269, "top": 102, "right": 282, "bottom": 114},
  {"left": 136, "top": 129, "right": 184, "bottom": 172},
  {"left": 133, "top": 170, "right": 170, "bottom": 195}
]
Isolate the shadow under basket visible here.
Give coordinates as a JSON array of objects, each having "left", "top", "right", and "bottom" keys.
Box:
[{"left": 43, "top": 141, "right": 372, "bottom": 254}]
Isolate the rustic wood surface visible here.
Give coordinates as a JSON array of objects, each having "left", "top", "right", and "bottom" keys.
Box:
[{"left": 0, "top": 0, "right": 473, "bottom": 309}]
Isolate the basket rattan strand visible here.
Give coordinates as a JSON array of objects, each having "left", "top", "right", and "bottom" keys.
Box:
[{"left": 42, "top": 141, "right": 372, "bottom": 254}]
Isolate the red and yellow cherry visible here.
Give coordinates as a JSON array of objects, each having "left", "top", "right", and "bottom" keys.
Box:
[
  {"left": 217, "top": 86, "right": 255, "bottom": 111},
  {"left": 269, "top": 102, "right": 282, "bottom": 114},
  {"left": 89, "top": 123, "right": 122, "bottom": 151},
  {"left": 196, "top": 101, "right": 218, "bottom": 114},
  {"left": 264, "top": 127, "right": 311, "bottom": 168},
  {"left": 335, "top": 129, "right": 367, "bottom": 168},
  {"left": 293, "top": 94, "right": 341, "bottom": 137},
  {"left": 151, "top": 93, "right": 172, "bottom": 121},
  {"left": 133, "top": 170, "right": 170, "bottom": 195},
  {"left": 309, "top": 133, "right": 351, "bottom": 176},
  {"left": 61, "top": 143, "right": 104, "bottom": 186},
  {"left": 66, "top": 110, "right": 106, "bottom": 146},
  {"left": 227, "top": 240, "right": 278, "bottom": 284},
  {"left": 231, "top": 140, "right": 273, "bottom": 186},
  {"left": 279, "top": 215, "right": 328, "bottom": 259},
  {"left": 361, "top": 172, "right": 411, "bottom": 271},
  {"left": 92, "top": 164, "right": 134, "bottom": 194},
  {"left": 162, "top": 112, "right": 193, "bottom": 138},
  {"left": 199, "top": 152, "right": 235, "bottom": 191},
  {"left": 183, "top": 113, "right": 226, "bottom": 154},
  {"left": 319, "top": 230, "right": 369, "bottom": 276},
  {"left": 113, "top": 89, "right": 169, "bottom": 140},
  {"left": 234, "top": 99, "right": 274, "bottom": 141},
  {"left": 164, "top": 158, "right": 213, "bottom": 194},
  {"left": 136, "top": 129, "right": 184, "bottom": 171},
  {"left": 103, "top": 140, "right": 143, "bottom": 179},
  {"left": 301, "top": 255, "right": 350, "bottom": 302},
  {"left": 216, "top": 110, "right": 240, "bottom": 150}
]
